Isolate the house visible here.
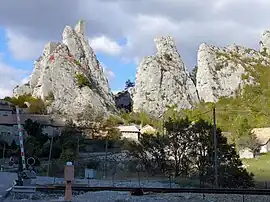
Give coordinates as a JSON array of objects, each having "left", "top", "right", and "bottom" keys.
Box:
[
  {"left": 140, "top": 124, "right": 157, "bottom": 135},
  {"left": 0, "top": 100, "right": 65, "bottom": 145},
  {"left": 239, "top": 127, "right": 270, "bottom": 159},
  {"left": 117, "top": 125, "right": 140, "bottom": 141}
]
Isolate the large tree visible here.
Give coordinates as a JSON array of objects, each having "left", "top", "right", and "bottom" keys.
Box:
[
  {"left": 24, "top": 119, "right": 49, "bottom": 158},
  {"left": 127, "top": 117, "right": 255, "bottom": 188}
]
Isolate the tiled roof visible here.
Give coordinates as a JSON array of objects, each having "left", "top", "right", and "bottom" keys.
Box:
[
  {"left": 0, "top": 114, "right": 65, "bottom": 127},
  {"left": 252, "top": 127, "right": 270, "bottom": 145},
  {"left": 118, "top": 125, "right": 140, "bottom": 132}
]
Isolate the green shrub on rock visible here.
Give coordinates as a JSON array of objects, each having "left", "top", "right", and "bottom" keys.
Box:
[{"left": 75, "top": 73, "right": 91, "bottom": 88}]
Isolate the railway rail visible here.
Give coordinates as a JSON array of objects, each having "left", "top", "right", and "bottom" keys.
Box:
[
  {"left": 33, "top": 185, "right": 270, "bottom": 195},
  {"left": 4, "top": 185, "right": 270, "bottom": 201}
]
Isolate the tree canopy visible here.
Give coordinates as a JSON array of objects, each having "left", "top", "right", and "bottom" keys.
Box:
[{"left": 126, "top": 117, "right": 254, "bottom": 188}]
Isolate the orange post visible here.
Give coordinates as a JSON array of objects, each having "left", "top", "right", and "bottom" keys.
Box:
[{"left": 64, "top": 162, "right": 74, "bottom": 201}]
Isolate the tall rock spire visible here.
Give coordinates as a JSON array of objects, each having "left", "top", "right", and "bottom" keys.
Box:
[{"left": 132, "top": 36, "right": 199, "bottom": 117}]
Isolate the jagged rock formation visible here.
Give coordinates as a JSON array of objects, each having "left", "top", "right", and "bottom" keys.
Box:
[
  {"left": 260, "top": 30, "right": 270, "bottom": 54},
  {"left": 196, "top": 37, "right": 270, "bottom": 102},
  {"left": 132, "top": 36, "right": 199, "bottom": 117},
  {"left": 13, "top": 21, "right": 115, "bottom": 118}
]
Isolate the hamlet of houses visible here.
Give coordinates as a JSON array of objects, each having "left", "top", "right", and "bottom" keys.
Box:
[
  {"left": 0, "top": 99, "right": 157, "bottom": 145},
  {"left": 1, "top": 99, "right": 269, "bottom": 159}
]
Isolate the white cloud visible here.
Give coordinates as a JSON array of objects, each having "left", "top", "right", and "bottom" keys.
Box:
[
  {"left": 5, "top": 29, "right": 44, "bottom": 60},
  {"left": 0, "top": 54, "right": 30, "bottom": 98},
  {"left": 0, "top": 0, "right": 270, "bottom": 71},
  {"left": 89, "top": 35, "right": 122, "bottom": 56}
]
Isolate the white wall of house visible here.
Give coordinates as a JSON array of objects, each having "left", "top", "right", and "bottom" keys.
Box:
[
  {"left": 260, "top": 142, "right": 270, "bottom": 153},
  {"left": 239, "top": 148, "right": 254, "bottom": 159},
  {"left": 121, "top": 131, "right": 139, "bottom": 141}
]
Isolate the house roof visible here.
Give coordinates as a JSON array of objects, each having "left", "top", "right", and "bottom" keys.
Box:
[
  {"left": 141, "top": 124, "right": 156, "bottom": 134},
  {"left": 0, "top": 114, "right": 66, "bottom": 127},
  {"left": 118, "top": 125, "right": 140, "bottom": 132},
  {"left": 252, "top": 127, "right": 270, "bottom": 145}
]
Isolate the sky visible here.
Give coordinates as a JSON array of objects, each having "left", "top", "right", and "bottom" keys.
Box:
[{"left": 0, "top": 0, "right": 269, "bottom": 98}]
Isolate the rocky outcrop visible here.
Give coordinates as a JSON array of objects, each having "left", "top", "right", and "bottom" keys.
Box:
[
  {"left": 13, "top": 21, "right": 115, "bottom": 118},
  {"left": 196, "top": 39, "right": 270, "bottom": 102},
  {"left": 260, "top": 31, "right": 270, "bottom": 54},
  {"left": 132, "top": 36, "right": 199, "bottom": 117},
  {"left": 13, "top": 83, "right": 31, "bottom": 97}
]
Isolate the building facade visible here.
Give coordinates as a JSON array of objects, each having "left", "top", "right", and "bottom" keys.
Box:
[{"left": 0, "top": 100, "right": 65, "bottom": 145}]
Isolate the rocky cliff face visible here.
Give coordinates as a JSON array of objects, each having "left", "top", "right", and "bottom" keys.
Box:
[
  {"left": 132, "top": 36, "right": 199, "bottom": 117},
  {"left": 196, "top": 35, "right": 270, "bottom": 102},
  {"left": 14, "top": 21, "right": 115, "bottom": 118}
]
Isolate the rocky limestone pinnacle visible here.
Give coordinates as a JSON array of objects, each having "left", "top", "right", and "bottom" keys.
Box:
[
  {"left": 13, "top": 21, "right": 115, "bottom": 119},
  {"left": 260, "top": 30, "right": 270, "bottom": 54},
  {"left": 154, "top": 36, "right": 178, "bottom": 55},
  {"left": 74, "top": 20, "right": 85, "bottom": 36},
  {"left": 196, "top": 41, "right": 270, "bottom": 102},
  {"left": 132, "top": 36, "right": 199, "bottom": 117}
]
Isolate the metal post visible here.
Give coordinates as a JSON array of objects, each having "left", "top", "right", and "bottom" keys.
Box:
[
  {"left": 104, "top": 137, "right": 108, "bottom": 178},
  {"left": 77, "top": 136, "right": 80, "bottom": 154},
  {"left": 213, "top": 107, "right": 218, "bottom": 188},
  {"left": 16, "top": 106, "right": 26, "bottom": 170},
  {"left": 2, "top": 142, "right": 5, "bottom": 164},
  {"left": 47, "top": 134, "right": 54, "bottom": 176}
]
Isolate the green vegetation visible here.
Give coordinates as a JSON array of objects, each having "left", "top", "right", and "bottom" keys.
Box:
[
  {"left": 74, "top": 60, "right": 81, "bottom": 66},
  {"left": 75, "top": 73, "right": 90, "bottom": 88},
  {"left": 243, "top": 153, "right": 270, "bottom": 182},
  {"left": 261, "top": 47, "right": 268, "bottom": 57},
  {"left": 3, "top": 94, "right": 46, "bottom": 114},
  {"left": 179, "top": 59, "right": 270, "bottom": 150},
  {"left": 45, "top": 91, "right": 54, "bottom": 102},
  {"left": 120, "top": 111, "right": 161, "bottom": 129},
  {"left": 126, "top": 117, "right": 254, "bottom": 188}
]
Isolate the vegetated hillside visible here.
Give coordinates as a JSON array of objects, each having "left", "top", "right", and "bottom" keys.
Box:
[{"left": 181, "top": 52, "right": 270, "bottom": 147}]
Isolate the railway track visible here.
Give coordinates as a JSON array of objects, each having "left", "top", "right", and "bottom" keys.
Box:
[
  {"left": 5, "top": 184, "right": 270, "bottom": 201},
  {"left": 34, "top": 185, "right": 270, "bottom": 195}
]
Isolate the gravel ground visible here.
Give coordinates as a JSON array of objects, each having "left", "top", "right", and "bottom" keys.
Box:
[
  {"left": 5, "top": 191, "right": 270, "bottom": 202},
  {"left": 3, "top": 175, "right": 270, "bottom": 202}
]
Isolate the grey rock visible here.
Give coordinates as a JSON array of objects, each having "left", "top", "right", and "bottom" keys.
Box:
[
  {"left": 132, "top": 36, "right": 199, "bottom": 117},
  {"left": 260, "top": 30, "right": 270, "bottom": 54},
  {"left": 196, "top": 40, "right": 270, "bottom": 102},
  {"left": 13, "top": 21, "right": 115, "bottom": 119},
  {"left": 13, "top": 83, "right": 31, "bottom": 97}
]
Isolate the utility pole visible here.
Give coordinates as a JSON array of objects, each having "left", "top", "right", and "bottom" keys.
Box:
[
  {"left": 77, "top": 135, "right": 80, "bottom": 154},
  {"left": 104, "top": 136, "right": 108, "bottom": 178},
  {"left": 213, "top": 106, "right": 218, "bottom": 188},
  {"left": 2, "top": 142, "right": 5, "bottom": 165}
]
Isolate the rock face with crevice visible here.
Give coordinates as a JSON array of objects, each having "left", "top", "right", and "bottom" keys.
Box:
[
  {"left": 196, "top": 34, "right": 270, "bottom": 102},
  {"left": 13, "top": 21, "right": 115, "bottom": 118},
  {"left": 132, "top": 36, "right": 199, "bottom": 117}
]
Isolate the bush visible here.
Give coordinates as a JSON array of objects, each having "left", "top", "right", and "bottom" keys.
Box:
[
  {"left": 75, "top": 73, "right": 90, "bottom": 88},
  {"left": 28, "top": 98, "right": 47, "bottom": 114},
  {"left": 3, "top": 94, "right": 46, "bottom": 114},
  {"left": 74, "top": 60, "right": 81, "bottom": 66}
]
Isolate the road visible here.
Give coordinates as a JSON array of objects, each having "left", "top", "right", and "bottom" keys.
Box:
[{"left": 0, "top": 172, "right": 17, "bottom": 200}]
